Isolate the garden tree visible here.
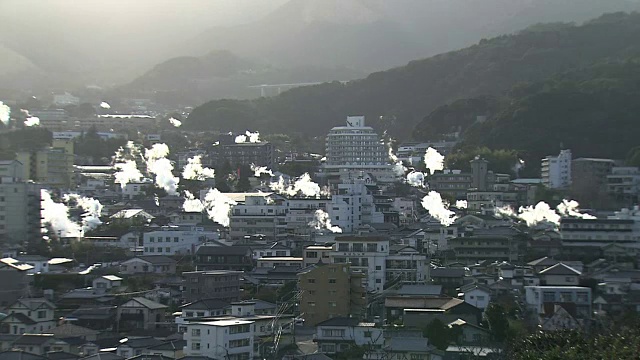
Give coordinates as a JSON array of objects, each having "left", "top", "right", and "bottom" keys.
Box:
[
  {"left": 505, "top": 328, "right": 640, "bottom": 360},
  {"left": 214, "top": 160, "right": 233, "bottom": 192},
  {"left": 74, "top": 126, "right": 127, "bottom": 164},
  {"left": 235, "top": 164, "right": 252, "bottom": 192},
  {"left": 485, "top": 303, "right": 510, "bottom": 342},
  {"left": 423, "top": 318, "right": 456, "bottom": 350},
  {"left": 276, "top": 281, "right": 297, "bottom": 303},
  {"left": 278, "top": 160, "right": 320, "bottom": 178},
  {"left": 334, "top": 345, "right": 365, "bottom": 360}
]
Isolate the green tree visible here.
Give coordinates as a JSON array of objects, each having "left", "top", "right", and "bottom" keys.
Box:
[
  {"left": 485, "top": 303, "right": 510, "bottom": 342},
  {"left": 423, "top": 318, "right": 452, "bottom": 350}
]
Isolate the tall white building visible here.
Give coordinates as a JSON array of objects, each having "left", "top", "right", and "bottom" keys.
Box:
[
  {"left": 329, "top": 178, "right": 384, "bottom": 234},
  {"left": 142, "top": 226, "right": 218, "bottom": 256},
  {"left": 322, "top": 116, "right": 395, "bottom": 182},
  {"left": 541, "top": 149, "right": 572, "bottom": 189},
  {"left": 330, "top": 235, "right": 389, "bottom": 292},
  {"left": 183, "top": 319, "right": 254, "bottom": 359}
]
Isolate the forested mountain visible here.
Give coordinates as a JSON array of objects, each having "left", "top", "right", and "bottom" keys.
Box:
[{"left": 185, "top": 12, "right": 640, "bottom": 140}]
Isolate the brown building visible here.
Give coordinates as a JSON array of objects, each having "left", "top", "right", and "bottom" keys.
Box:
[
  {"left": 297, "top": 263, "right": 366, "bottom": 326},
  {"left": 183, "top": 270, "right": 242, "bottom": 303}
]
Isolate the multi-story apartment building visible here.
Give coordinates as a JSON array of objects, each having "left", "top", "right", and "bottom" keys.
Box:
[
  {"left": 386, "top": 246, "right": 429, "bottom": 284},
  {"left": 142, "top": 226, "right": 218, "bottom": 256},
  {"left": 0, "top": 177, "right": 42, "bottom": 243},
  {"left": 322, "top": 116, "right": 395, "bottom": 182},
  {"left": 297, "top": 263, "right": 366, "bottom": 326},
  {"left": 541, "top": 149, "right": 572, "bottom": 189},
  {"left": 448, "top": 227, "right": 521, "bottom": 264},
  {"left": 572, "top": 157, "right": 615, "bottom": 192},
  {"left": 525, "top": 286, "right": 592, "bottom": 320},
  {"left": 183, "top": 271, "right": 242, "bottom": 303},
  {"left": 466, "top": 190, "right": 518, "bottom": 211},
  {"left": 559, "top": 217, "right": 640, "bottom": 252},
  {"left": 195, "top": 245, "right": 254, "bottom": 271},
  {"left": 285, "top": 197, "right": 330, "bottom": 237},
  {"left": 183, "top": 319, "right": 254, "bottom": 359},
  {"left": 607, "top": 167, "right": 640, "bottom": 204},
  {"left": 302, "top": 244, "right": 333, "bottom": 267},
  {"left": 329, "top": 179, "right": 385, "bottom": 233},
  {"left": 210, "top": 141, "right": 274, "bottom": 168},
  {"left": 16, "top": 139, "right": 75, "bottom": 188},
  {"left": 429, "top": 170, "right": 472, "bottom": 199},
  {"left": 330, "top": 235, "right": 389, "bottom": 292},
  {"left": 229, "top": 194, "right": 287, "bottom": 241}
]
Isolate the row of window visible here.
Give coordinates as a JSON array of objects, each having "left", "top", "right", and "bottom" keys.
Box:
[{"left": 148, "top": 236, "right": 180, "bottom": 243}]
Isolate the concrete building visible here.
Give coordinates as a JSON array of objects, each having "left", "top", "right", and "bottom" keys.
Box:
[
  {"left": 429, "top": 170, "right": 473, "bottom": 200},
  {"left": 559, "top": 217, "right": 640, "bottom": 250},
  {"left": 53, "top": 92, "right": 80, "bottom": 106},
  {"left": 183, "top": 271, "right": 242, "bottom": 303},
  {"left": 470, "top": 157, "right": 489, "bottom": 191},
  {"left": 330, "top": 235, "right": 389, "bottom": 292},
  {"left": 195, "top": 245, "right": 254, "bottom": 272},
  {"left": 541, "top": 149, "right": 572, "bottom": 189},
  {"left": 210, "top": 138, "right": 274, "bottom": 168},
  {"left": 302, "top": 244, "right": 333, "bottom": 267},
  {"left": 448, "top": 227, "right": 520, "bottom": 264},
  {"left": 16, "top": 139, "right": 75, "bottom": 189},
  {"left": 314, "top": 317, "right": 383, "bottom": 355},
  {"left": 142, "top": 227, "right": 218, "bottom": 256},
  {"left": 572, "top": 157, "right": 615, "bottom": 192},
  {"left": 322, "top": 116, "right": 395, "bottom": 182},
  {"left": 183, "top": 319, "right": 253, "bottom": 359},
  {"left": 525, "top": 286, "right": 592, "bottom": 320},
  {"left": 607, "top": 167, "right": 640, "bottom": 204},
  {"left": 297, "top": 263, "right": 366, "bottom": 326},
  {"left": 329, "top": 179, "right": 385, "bottom": 233},
  {"left": 0, "top": 177, "right": 42, "bottom": 243},
  {"left": 386, "top": 246, "right": 429, "bottom": 284}
]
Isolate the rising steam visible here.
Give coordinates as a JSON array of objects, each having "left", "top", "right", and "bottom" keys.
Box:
[
  {"left": 144, "top": 143, "right": 179, "bottom": 195},
  {"left": 235, "top": 131, "right": 261, "bottom": 143},
  {"left": 309, "top": 209, "right": 342, "bottom": 233},
  {"left": 420, "top": 191, "right": 457, "bottom": 226},
  {"left": 424, "top": 147, "right": 444, "bottom": 175},
  {"left": 182, "top": 155, "right": 215, "bottom": 181}
]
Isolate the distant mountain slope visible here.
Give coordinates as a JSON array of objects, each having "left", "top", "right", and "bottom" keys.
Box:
[
  {"left": 184, "top": 0, "right": 640, "bottom": 71},
  {"left": 185, "top": 12, "right": 640, "bottom": 138},
  {"left": 454, "top": 60, "right": 640, "bottom": 170}
]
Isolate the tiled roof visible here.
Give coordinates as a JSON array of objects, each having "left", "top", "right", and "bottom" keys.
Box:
[
  {"left": 50, "top": 323, "right": 99, "bottom": 338},
  {"left": 539, "top": 263, "right": 581, "bottom": 276},
  {"left": 385, "top": 296, "right": 463, "bottom": 310},
  {"left": 181, "top": 299, "right": 229, "bottom": 311},
  {"left": 14, "top": 334, "right": 56, "bottom": 346},
  {"left": 315, "top": 317, "right": 360, "bottom": 327},
  {"left": 123, "top": 297, "right": 168, "bottom": 310}
]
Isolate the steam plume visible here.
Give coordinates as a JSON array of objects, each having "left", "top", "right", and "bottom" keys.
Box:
[
  {"left": 269, "top": 173, "right": 326, "bottom": 198},
  {"left": 406, "top": 171, "right": 426, "bottom": 187},
  {"left": 251, "top": 164, "right": 274, "bottom": 177},
  {"left": 63, "top": 194, "right": 103, "bottom": 232},
  {"left": 420, "top": 191, "right": 457, "bottom": 226},
  {"left": 387, "top": 144, "right": 406, "bottom": 176},
  {"left": 145, "top": 143, "right": 179, "bottom": 195},
  {"left": 202, "top": 189, "right": 237, "bottom": 227},
  {"left": 41, "top": 190, "right": 81, "bottom": 237},
  {"left": 556, "top": 199, "right": 596, "bottom": 219},
  {"left": 168, "top": 117, "right": 182, "bottom": 127},
  {"left": 309, "top": 209, "right": 342, "bottom": 233},
  {"left": 182, "top": 155, "right": 215, "bottom": 181},
  {"left": 24, "top": 116, "right": 40, "bottom": 127},
  {"left": 455, "top": 200, "right": 468, "bottom": 209},
  {"left": 424, "top": 147, "right": 444, "bottom": 175},
  {"left": 0, "top": 101, "right": 10, "bottom": 125},
  {"left": 100, "top": 101, "right": 111, "bottom": 109},
  {"left": 183, "top": 190, "right": 205, "bottom": 212},
  {"left": 235, "top": 131, "right": 260, "bottom": 143}
]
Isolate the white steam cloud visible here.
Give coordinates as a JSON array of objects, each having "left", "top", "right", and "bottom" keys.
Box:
[
  {"left": 183, "top": 190, "right": 205, "bottom": 212},
  {"left": 513, "top": 158, "right": 525, "bottom": 176},
  {"left": 114, "top": 161, "right": 145, "bottom": 189},
  {"left": 63, "top": 194, "right": 103, "bottom": 232},
  {"left": 455, "top": 200, "right": 468, "bottom": 209},
  {"left": 388, "top": 144, "right": 407, "bottom": 176},
  {"left": 24, "top": 116, "right": 40, "bottom": 127},
  {"left": 269, "top": 173, "right": 327, "bottom": 198},
  {"left": 495, "top": 199, "right": 594, "bottom": 227},
  {"left": 168, "top": 117, "right": 182, "bottom": 127},
  {"left": 182, "top": 155, "right": 215, "bottom": 181},
  {"left": 100, "top": 101, "right": 111, "bottom": 109},
  {"left": 0, "top": 101, "right": 10, "bottom": 125},
  {"left": 41, "top": 190, "right": 81, "bottom": 238},
  {"left": 203, "top": 189, "right": 237, "bottom": 227},
  {"left": 235, "top": 131, "right": 260, "bottom": 143},
  {"left": 406, "top": 171, "right": 426, "bottom": 187},
  {"left": 145, "top": 143, "right": 179, "bottom": 195},
  {"left": 251, "top": 164, "right": 274, "bottom": 177},
  {"left": 421, "top": 191, "right": 457, "bottom": 226},
  {"left": 424, "top": 147, "right": 444, "bottom": 175},
  {"left": 309, "top": 209, "right": 342, "bottom": 233}
]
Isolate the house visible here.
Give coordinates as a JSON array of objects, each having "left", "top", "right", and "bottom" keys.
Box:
[
  {"left": 430, "top": 268, "right": 465, "bottom": 290},
  {"left": 144, "top": 339, "right": 186, "bottom": 358},
  {"left": 115, "top": 337, "right": 166, "bottom": 358},
  {"left": 0, "top": 299, "right": 56, "bottom": 335},
  {"left": 593, "top": 294, "right": 625, "bottom": 315},
  {"left": 252, "top": 243, "right": 291, "bottom": 260},
  {"left": 385, "top": 296, "right": 482, "bottom": 327},
  {"left": 116, "top": 297, "right": 168, "bottom": 331},
  {"left": 447, "top": 319, "right": 491, "bottom": 345},
  {"left": 67, "top": 306, "right": 117, "bottom": 331},
  {"left": 314, "top": 317, "right": 383, "bottom": 355},
  {"left": 45, "top": 350, "right": 81, "bottom": 360},
  {"left": 0, "top": 351, "right": 49, "bottom": 360},
  {"left": 0, "top": 259, "right": 30, "bottom": 308},
  {"left": 49, "top": 323, "right": 99, "bottom": 342},
  {"left": 176, "top": 299, "right": 230, "bottom": 331},
  {"left": 195, "top": 245, "right": 254, "bottom": 271},
  {"left": 92, "top": 275, "right": 123, "bottom": 292},
  {"left": 540, "top": 304, "right": 581, "bottom": 331},
  {"left": 538, "top": 263, "right": 581, "bottom": 286},
  {"left": 57, "top": 288, "right": 115, "bottom": 308},
  {"left": 302, "top": 244, "right": 333, "bottom": 268},
  {"left": 183, "top": 319, "right": 254, "bottom": 359},
  {"left": 12, "top": 334, "right": 70, "bottom": 355},
  {"left": 79, "top": 353, "right": 124, "bottom": 360},
  {"left": 525, "top": 286, "right": 592, "bottom": 321},
  {"left": 183, "top": 271, "right": 241, "bottom": 303},
  {"left": 459, "top": 284, "right": 491, "bottom": 311},
  {"left": 119, "top": 256, "right": 177, "bottom": 275},
  {"left": 383, "top": 336, "right": 442, "bottom": 360},
  {"left": 15, "top": 255, "right": 50, "bottom": 274},
  {"left": 527, "top": 257, "right": 584, "bottom": 274}
]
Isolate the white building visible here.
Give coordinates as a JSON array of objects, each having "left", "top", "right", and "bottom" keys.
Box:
[
  {"left": 525, "top": 286, "right": 591, "bottom": 320},
  {"left": 315, "top": 317, "right": 384, "bottom": 355},
  {"left": 322, "top": 116, "right": 395, "bottom": 182},
  {"left": 142, "top": 226, "right": 217, "bottom": 255},
  {"left": 330, "top": 235, "right": 389, "bottom": 292},
  {"left": 183, "top": 319, "right": 253, "bottom": 359},
  {"left": 53, "top": 92, "right": 80, "bottom": 106},
  {"left": 120, "top": 182, "right": 152, "bottom": 200},
  {"left": 329, "top": 179, "right": 384, "bottom": 233},
  {"left": 541, "top": 149, "right": 572, "bottom": 189}
]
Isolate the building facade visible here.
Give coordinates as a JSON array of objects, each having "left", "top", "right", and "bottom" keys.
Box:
[
  {"left": 183, "top": 271, "right": 242, "bottom": 303},
  {"left": 541, "top": 149, "right": 572, "bottom": 189}
]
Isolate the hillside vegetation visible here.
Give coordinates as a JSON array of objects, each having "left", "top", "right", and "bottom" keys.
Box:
[{"left": 186, "top": 12, "right": 640, "bottom": 140}]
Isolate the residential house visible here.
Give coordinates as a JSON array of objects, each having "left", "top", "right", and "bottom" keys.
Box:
[
  {"left": 527, "top": 257, "right": 584, "bottom": 274},
  {"left": 49, "top": 323, "right": 99, "bottom": 342},
  {"left": 0, "top": 299, "right": 56, "bottom": 335},
  {"left": 314, "top": 317, "right": 383, "bottom": 355},
  {"left": 0, "top": 259, "right": 30, "bottom": 308},
  {"left": 183, "top": 319, "right": 254, "bottom": 359},
  {"left": 538, "top": 263, "right": 581, "bottom": 286},
  {"left": 459, "top": 284, "right": 491, "bottom": 311},
  {"left": 540, "top": 304, "right": 581, "bottom": 331},
  {"left": 12, "top": 334, "right": 70, "bottom": 355},
  {"left": 430, "top": 268, "right": 465, "bottom": 291},
  {"left": 386, "top": 246, "right": 429, "bottom": 284},
  {"left": 92, "top": 275, "right": 123, "bottom": 292},
  {"left": 183, "top": 271, "right": 241, "bottom": 303},
  {"left": 115, "top": 337, "right": 166, "bottom": 358},
  {"left": 385, "top": 296, "right": 482, "bottom": 327},
  {"left": 14, "top": 255, "right": 50, "bottom": 274},
  {"left": 251, "top": 243, "right": 291, "bottom": 260},
  {"left": 298, "top": 263, "right": 366, "bottom": 326},
  {"left": 116, "top": 297, "right": 168, "bottom": 331},
  {"left": 142, "top": 227, "right": 218, "bottom": 256},
  {"left": 67, "top": 306, "right": 117, "bottom": 331},
  {"left": 176, "top": 299, "right": 230, "bottom": 332},
  {"left": 145, "top": 339, "right": 186, "bottom": 359},
  {"left": 256, "top": 257, "right": 303, "bottom": 269},
  {"left": 447, "top": 318, "right": 491, "bottom": 345},
  {"left": 525, "top": 286, "right": 592, "bottom": 321},
  {"left": 119, "top": 256, "right": 177, "bottom": 275},
  {"left": 195, "top": 246, "right": 254, "bottom": 272},
  {"left": 382, "top": 336, "right": 442, "bottom": 360}
]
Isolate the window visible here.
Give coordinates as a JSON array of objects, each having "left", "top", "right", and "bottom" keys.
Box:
[
  {"left": 367, "top": 243, "right": 377, "bottom": 252},
  {"left": 307, "top": 251, "right": 318, "bottom": 258},
  {"left": 352, "top": 243, "right": 364, "bottom": 252},
  {"left": 150, "top": 237, "right": 155, "bottom": 242},
  {"left": 338, "top": 243, "right": 349, "bottom": 251},
  {"left": 576, "top": 292, "right": 589, "bottom": 303},
  {"left": 307, "top": 302, "right": 316, "bottom": 307},
  {"left": 191, "top": 329, "right": 201, "bottom": 337},
  {"left": 185, "top": 312, "right": 194, "bottom": 317},
  {"left": 229, "top": 338, "right": 250, "bottom": 348},
  {"left": 361, "top": 258, "right": 368, "bottom": 267},
  {"left": 375, "top": 279, "right": 381, "bottom": 283},
  {"left": 166, "top": 247, "right": 171, "bottom": 253},
  {"left": 174, "top": 237, "right": 179, "bottom": 242},
  {"left": 322, "top": 329, "right": 345, "bottom": 337},
  {"left": 375, "top": 266, "right": 381, "bottom": 270},
  {"left": 308, "top": 290, "right": 316, "bottom": 296},
  {"left": 329, "top": 301, "right": 336, "bottom": 307},
  {"left": 191, "top": 342, "right": 201, "bottom": 351},
  {"left": 328, "top": 279, "right": 336, "bottom": 284},
  {"left": 37, "top": 310, "right": 46, "bottom": 319}
]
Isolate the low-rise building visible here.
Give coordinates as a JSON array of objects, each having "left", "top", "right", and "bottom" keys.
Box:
[
  {"left": 142, "top": 227, "right": 217, "bottom": 256},
  {"left": 314, "top": 317, "right": 383, "bottom": 355},
  {"left": 256, "top": 257, "right": 303, "bottom": 269},
  {"left": 116, "top": 297, "right": 168, "bottom": 331},
  {"left": 183, "top": 271, "right": 242, "bottom": 303},
  {"left": 0, "top": 298, "right": 56, "bottom": 335},
  {"left": 195, "top": 246, "right": 254, "bottom": 272},
  {"left": 120, "top": 256, "right": 177, "bottom": 275},
  {"left": 330, "top": 235, "right": 389, "bottom": 292},
  {"left": 302, "top": 244, "right": 333, "bottom": 268},
  {"left": 524, "top": 286, "right": 592, "bottom": 321},
  {"left": 183, "top": 319, "right": 254, "bottom": 359},
  {"left": 538, "top": 263, "right": 581, "bottom": 286}
]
